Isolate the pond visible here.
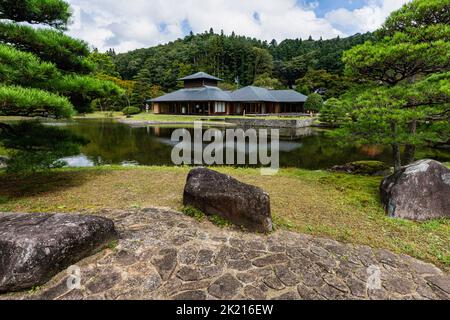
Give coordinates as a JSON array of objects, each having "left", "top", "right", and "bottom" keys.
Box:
[{"left": 54, "top": 119, "right": 450, "bottom": 170}]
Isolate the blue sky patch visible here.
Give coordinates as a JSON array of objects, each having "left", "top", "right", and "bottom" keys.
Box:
[
  {"left": 253, "top": 11, "right": 261, "bottom": 24},
  {"left": 158, "top": 22, "right": 168, "bottom": 34},
  {"left": 300, "top": 0, "right": 369, "bottom": 17},
  {"left": 181, "top": 19, "right": 192, "bottom": 35}
]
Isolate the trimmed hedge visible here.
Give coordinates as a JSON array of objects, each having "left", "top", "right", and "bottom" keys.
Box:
[{"left": 122, "top": 106, "right": 141, "bottom": 116}]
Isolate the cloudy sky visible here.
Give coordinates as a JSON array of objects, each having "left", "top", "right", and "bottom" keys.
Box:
[{"left": 65, "top": 0, "right": 410, "bottom": 53}]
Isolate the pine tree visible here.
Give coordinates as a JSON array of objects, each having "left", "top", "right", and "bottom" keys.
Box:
[
  {"left": 131, "top": 69, "right": 152, "bottom": 108},
  {"left": 0, "top": 0, "right": 123, "bottom": 172},
  {"left": 330, "top": 0, "right": 450, "bottom": 172}
]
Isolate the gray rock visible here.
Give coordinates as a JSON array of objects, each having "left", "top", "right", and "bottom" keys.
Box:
[
  {"left": 195, "top": 249, "right": 214, "bottom": 266},
  {"left": 426, "top": 275, "right": 450, "bottom": 295},
  {"left": 272, "top": 291, "right": 300, "bottom": 300},
  {"left": 244, "top": 285, "right": 266, "bottom": 300},
  {"left": 146, "top": 273, "right": 163, "bottom": 292},
  {"left": 177, "top": 266, "right": 202, "bottom": 281},
  {"left": 172, "top": 290, "right": 206, "bottom": 300},
  {"left": 323, "top": 274, "right": 349, "bottom": 293},
  {"left": 297, "top": 283, "right": 322, "bottom": 300},
  {"left": 86, "top": 272, "right": 121, "bottom": 294},
  {"left": 208, "top": 273, "right": 242, "bottom": 299},
  {"left": 183, "top": 167, "right": 273, "bottom": 232},
  {"left": 263, "top": 275, "right": 285, "bottom": 290},
  {"left": 252, "top": 253, "right": 289, "bottom": 267},
  {"left": 152, "top": 248, "right": 178, "bottom": 280},
  {"left": 380, "top": 160, "right": 450, "bottom": 220},
  {"left": 274, "top": 265, "right": 298, "bottom": 286},
  {"left": 0, "top": 213, "right": 117, "bottom": 293},
  {"left": 227, "top": 259, "right": 253, "bottom": 271}
]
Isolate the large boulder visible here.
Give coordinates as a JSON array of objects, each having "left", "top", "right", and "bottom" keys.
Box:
[
  {"left": 183, "top": 168, "right": 272, "bottom": 233},
  {"left": 380, "top": 159, "right": 450, "bottom": 221},
  {"left": 0, "top": 213, "right": 117, "bottom": 293}
]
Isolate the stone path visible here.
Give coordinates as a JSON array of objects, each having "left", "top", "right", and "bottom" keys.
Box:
[{"left": 2, "top": 208, "right": 449, "bottom": 300}]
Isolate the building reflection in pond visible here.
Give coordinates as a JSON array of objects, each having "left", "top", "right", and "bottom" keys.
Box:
[
  {"left": 360, "top": 145, "right": 384, "bottom": 157},
  {"left": 47, "top": 120, "right": 450, "bottom": 169}
]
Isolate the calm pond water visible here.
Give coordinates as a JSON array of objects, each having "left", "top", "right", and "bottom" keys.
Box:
[{"left": 54, "top": 119, "right": 450, "bottom": 170}]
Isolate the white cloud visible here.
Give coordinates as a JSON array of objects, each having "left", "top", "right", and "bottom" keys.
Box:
[
  {"left": 65, "top": 0, "right": 409, "bottom": 53},
  {"left": 325, "top": 0, "right": 410, "bottom": 35}
]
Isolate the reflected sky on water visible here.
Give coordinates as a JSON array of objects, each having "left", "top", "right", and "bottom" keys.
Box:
[{"left": 51, "top": 119, "right": 450, "bottom": 169}]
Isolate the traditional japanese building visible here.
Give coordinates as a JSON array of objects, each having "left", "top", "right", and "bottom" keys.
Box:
[{"left": 151, "top": 72, "right": 308, "bottom": 115}]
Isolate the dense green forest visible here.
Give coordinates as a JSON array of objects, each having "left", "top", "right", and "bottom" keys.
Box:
[{"left": 112, "top": 30, "right": 374, "bottom": 92}]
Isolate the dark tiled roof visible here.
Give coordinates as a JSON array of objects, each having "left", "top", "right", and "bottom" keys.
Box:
[
  {"left": 231, "top": 86, "right": 278, "bottom": 102},
  {"left": 178, "top": 72, "right": 223, "bottom": 81},
  {"left": 151, "top": 85, "right": 308, "bottom": 103},
  {"left": 269, "top": 90, "right": 308, "bottom": 103},
  {"left": 151, "top": 86, "right": 232, "bottom": 102},
  {"left": 231, "top": 86, "right": 307, "bottom": 103}
]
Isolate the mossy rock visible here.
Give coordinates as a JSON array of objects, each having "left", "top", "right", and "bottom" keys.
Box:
[{"left": 330, "top": 161, "right": 391, "bottom": 176}]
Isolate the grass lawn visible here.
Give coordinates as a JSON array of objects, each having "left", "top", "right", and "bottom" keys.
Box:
[
  {"left": 131, "top": 113, "right": 215, "bottom": 122},
  {"left": 0, "top": 165, "right": 448, "bottom": 270},
  {"left": 74, "top": 111, "right": 215, "bottom": 122},
  {"left": 73, "top": 112, "right": 312, "bottom": 123},
  {"left": 130, "top": 113, "right": 312, "bottom": 122},
  {"left": 0, "top": 116, "right": 37, "bottom": 121},
  {"left": 73, "top": 111, "right": 125, "bottom": 120}
]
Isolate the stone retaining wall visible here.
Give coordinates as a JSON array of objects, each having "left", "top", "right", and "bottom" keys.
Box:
[{"left": 225, "top": 118, "right": 315, "bottom": 128}]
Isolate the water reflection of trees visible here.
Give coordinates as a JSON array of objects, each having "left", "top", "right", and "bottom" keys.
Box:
[
  {"left": 62, "top": 121, "right": 450, "bottom": 169},
  {"left": 278, "top": 134, "right": 393, "bottom": 169},
  {"left": 360, "top": 145, "right": 384, "bottom": 157},
  {"left": 65, "top": 120, "right": 174, "bottom": 166}
]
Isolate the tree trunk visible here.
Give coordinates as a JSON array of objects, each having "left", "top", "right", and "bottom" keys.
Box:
[
  {"left": 392, "top": 143, "right": 402, "bottom": 173},
  {"left": 404, "top": 144, "right": 416, "bottom": 164},
  {"left": 404, "top": 120, "right": 417, "bottom": 164},
  {"left": 390, "top": 122, "right": 402, "bottom": 172}
]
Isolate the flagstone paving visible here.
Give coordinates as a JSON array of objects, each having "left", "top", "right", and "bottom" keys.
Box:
[{"left": 2, "top": 208, "right": 449, "bottom": 300}]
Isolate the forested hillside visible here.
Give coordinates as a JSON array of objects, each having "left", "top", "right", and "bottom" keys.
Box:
[{"left": 112, "top": 30, "right": 374, "bottom": 91}]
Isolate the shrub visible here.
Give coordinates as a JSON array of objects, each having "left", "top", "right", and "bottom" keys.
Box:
[
  {"left": 320, "top": 98, "right": 350, "bottom": 126},
  {"left": 122, "top": 106, "right": 141, "bottom": 116},
  {"left": 304, "top": 93, "right": 324, "bottom": 112}
]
